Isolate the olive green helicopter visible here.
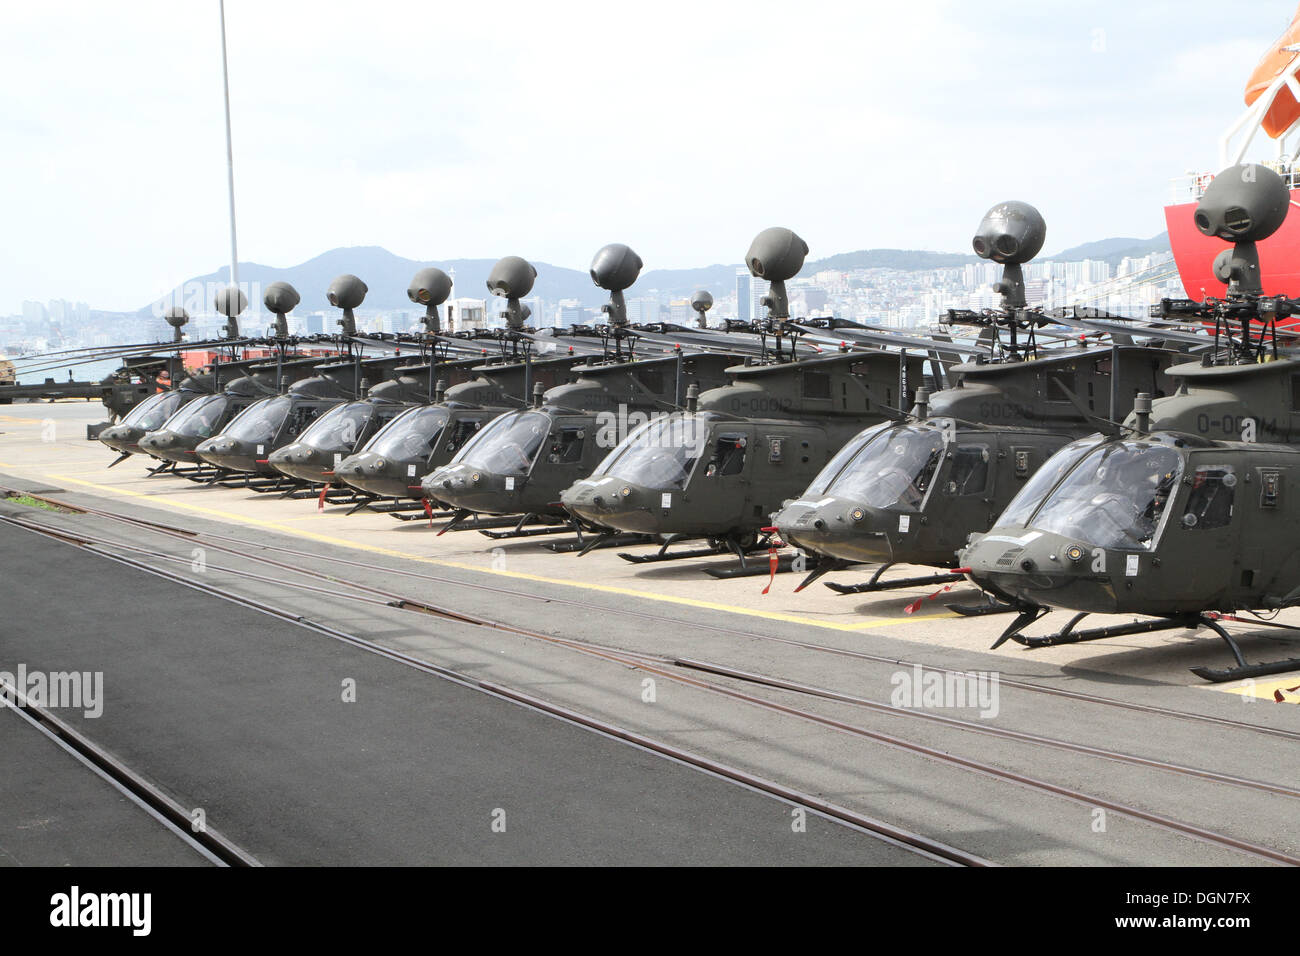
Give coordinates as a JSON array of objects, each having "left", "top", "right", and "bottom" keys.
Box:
[
  {"left": 561, "top": 227, "right": 963, "bottom": 571},
  {"left": 771, "top": 201, "right": 1192, "bottom": 601},
  {"left": 423, "top": 246, "right": 748, "bottom": 541},
  {"left": 960, "top": 163, "right": 1300, "bottom": 682}
]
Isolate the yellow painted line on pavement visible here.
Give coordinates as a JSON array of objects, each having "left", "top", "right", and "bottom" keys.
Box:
[
  {"left": 1205, "top": 675, "right": 1300, "bottom": 703},
  {"left": 45, "top": 471, "right": 957, "bottom": 633}
]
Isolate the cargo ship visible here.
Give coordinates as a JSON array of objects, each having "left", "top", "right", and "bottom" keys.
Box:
[{"left": 1165, "top": 4, "right": 1300, "bottom": 297}]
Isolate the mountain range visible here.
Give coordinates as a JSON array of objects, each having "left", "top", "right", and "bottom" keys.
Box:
[{"left": 141, "top": 233, "right": 1171, "bottom": 316}]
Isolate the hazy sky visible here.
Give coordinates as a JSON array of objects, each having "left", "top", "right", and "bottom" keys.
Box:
[{"left": 2, "top": 0, "right": 1296, "bottom": 312}]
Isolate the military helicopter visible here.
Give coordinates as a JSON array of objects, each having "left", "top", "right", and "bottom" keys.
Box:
[
  {"left": 97, "top": 363, "right": 219, "bottom": 467},
  {"left": 134, "top": 284, "right": 335, "bottom": 475},
  {"left": 960, "top": 163, "right": 1300, "bottom": 682},
  {"left": 424, "top": 247, "right": 745, "bottom": 535},
  {"left": 194, "top": 275, "right": 429, "bottom": 483},
  {"left": 561, "top": 227, "right": 944, "bottom": 568},
  {"left": 269, "top": 268, "right": 582, "bottom": 498},
  {"left": 771, "top": 202, "right": 1184, "bottom": 597},
  {"left": 333, "top": 353, "right": 587, "bottom": 510}
]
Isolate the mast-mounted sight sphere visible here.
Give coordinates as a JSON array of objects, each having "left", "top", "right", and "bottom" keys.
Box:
[
  {"left": 263, "top": 281, "right": 300, "bottom": 315},
  {"left": 486, "top": 256, "right": 537, "bottom": 299},
  {"left": 589, "top": 243, "right": 642, "bottom": 292},
  {"left": 408, "top": 268, "right": 452, "bottom": 307},
  {"left": 746, "top": 227, "right": 808, "bottom": 281},
  {"left": 971, "top": 201, "right": 1046, "bottom": 264},
  {"left": 327, "top": 274, "right": 368, "bottom": 310},
  {"left": 1194, "top": 163, "right": 1289, "bottom": 243}
]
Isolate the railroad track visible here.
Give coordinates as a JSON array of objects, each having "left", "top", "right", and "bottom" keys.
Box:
[
  {"left": 0, "top": 511, "right": 984, "bottom": 867},
  {"left": 9, "top": 484, "right": 1296, "bottom": 743},
  {"left": 2, "top": 678, "right": 258, "bottom": 867},
  {"left": 2, "top": 489, "right": 1298, "bottom": 865}
]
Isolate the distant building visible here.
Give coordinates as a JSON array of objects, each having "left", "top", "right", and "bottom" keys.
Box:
[
  {"left": 735, "top": 269, "right": 752, "bottom": 323},
  {"left": 627, "top": 296, "right": 661, "bottom": 324},
  {"left": 802, "top": 288, "right": 829, "bottom": 313},
  {"left": 557, "top": 299, "right": 585, "bottom": 327},
  {"left": 450, "top": 298, "right": 488, "bottom": 331},
  {"left": 668, "top": 299, "right": 692, "bottom": 324}
]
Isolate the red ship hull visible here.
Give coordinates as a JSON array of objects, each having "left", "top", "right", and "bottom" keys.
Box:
[{"left": 1165, "top": 192, "right": 1300, "bottom": 298}]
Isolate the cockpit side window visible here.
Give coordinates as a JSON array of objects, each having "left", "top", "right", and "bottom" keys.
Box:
[
  {"left": 444, "top": 419, "right": 481, "bottom": 456},
  {"left": 548, "top": 427, "right": 585, "bottom": 464},
  {"left": 705, "top": 433, "right": 747, "bottom": 478},
  {"left": 948, "top": 445, "right": 990, "bottom": 496},
  {"left": 1181, "top": 464, "right": 1236, "bottom": 530},
  {"left": 284, "top": 404, "right": 324, "bottom": 440}
]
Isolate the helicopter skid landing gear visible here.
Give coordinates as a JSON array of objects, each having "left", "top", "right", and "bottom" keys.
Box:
[
  {"left": 617, "top": 535, "right": 713, "bottom": 564},
  {"left": 435, "top": 510, "right": 530, "bottom": 535},
  {"left": 705, "top": 553, "right": 797, "bottom": 579},
  {"left": 701, "top": 532, "right": 781, "bottom": 577},
  {"left": 995, "top": 609, "right": 1300, "bottom": 683},
  {"left": 825, "top": 562, "right": 965, "bottom": 595},
  {"left": 793, "top": 557, "right": 856, "bottom": 592},
  {"left": 551, "top": 531, "right": 651, "bottom": 555},
  {"left": 947, "top": 596, "right": 1020, "bottom": 616},
  {"left": 477, "top": 513, "right": 570, "bottom": 539},
  {"left": 392, "top": 504, "right": 453, "bottom": 521}
]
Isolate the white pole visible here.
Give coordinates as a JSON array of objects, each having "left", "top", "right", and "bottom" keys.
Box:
[{"left": 219, "top": 0, "right": 239, "bottom": 292}]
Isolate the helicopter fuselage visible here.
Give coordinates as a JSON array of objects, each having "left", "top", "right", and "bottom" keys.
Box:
[
  {"left": 961, "top": 431, "right": 1300, "bottom": 615},
  {"left": 776, "top": 419, "right": 1072, "bottom": 567}
]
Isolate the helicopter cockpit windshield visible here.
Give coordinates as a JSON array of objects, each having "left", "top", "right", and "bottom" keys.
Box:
[
  {"left": 823, "top": 425, "right": 945, "bottom": 511},
  {"left": 452, "top": 410, "right": 549, "bottom": 476},
  {"left": 997, "top": 437, "right": 1104, "bottom": 527},
  {"left": 801, "top": 422, "right": 892, "bottom": 498},
  {"left": 600, "top": 415, "right": 709, "bottom": 490},
  {"left": 165, "top": 393, "right": 229, "bottom": 439},
  {"left": 119, "top": 391, "right": 174, "bottom": 429},
  {"left": 297, "top": 401, "right": 371, "bottom": 451},
  {"left": 1020, "top": 441, "right": 1183, "bottom": 551},
  {"left": 223, "top": 396, "right": 291, "bottom": 443},
  {"left": 366, "top": 405, "right": 450, "bottom": 460}
]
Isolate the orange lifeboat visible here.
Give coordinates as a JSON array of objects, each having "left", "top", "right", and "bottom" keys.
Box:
[{"left": 1245, "top": 3, "right": 1300, "bottom": 138}]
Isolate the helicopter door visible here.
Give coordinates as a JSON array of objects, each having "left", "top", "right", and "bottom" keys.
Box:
[
  {"left": 703, "top": 432, "right": 749, "bottom": 479},
  {"left": 547, "top": 426, "right": 586, "bottom": 465},
  {"left": 281, "top": 403, "right": 326, "bottom": 442},
  {"left": 693, "top": 430, "right": 751, "bottom": 520},
  {"left": 430, "top": 418, "right": 483, "bottom": 467},
  {"left": 1174, "top": 462, "right": 1239, "bottom": 562},
  {"left": 945, "top": 444, "right": 991, "bottom": 496}
]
